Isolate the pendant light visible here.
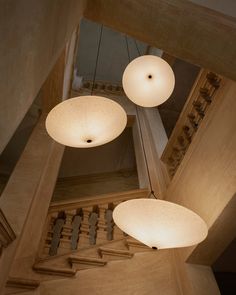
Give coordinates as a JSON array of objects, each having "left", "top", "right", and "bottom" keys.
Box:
[
  {"left": 113, "top": 105, "right": 208, "bottom": 249},
  {"left": 113, "top": 198, "right": 208, "bottom": 249},
  {"left": 45, "top": 95, "right": 127, "bottom": 148},
  {"left": 46, "top": 25, "right": 127, "bottom": 148},
  {"left": 122, "top": 38, "right": 175, "bottom": 107}
]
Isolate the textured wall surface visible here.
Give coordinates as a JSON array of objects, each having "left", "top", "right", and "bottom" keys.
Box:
[{"left": 0, "top": 0, "right": 86, "bottom": 153}]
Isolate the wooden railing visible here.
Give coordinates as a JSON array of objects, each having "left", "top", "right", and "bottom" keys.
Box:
[
  {"left": 162, "top": 70, "right": 223, "bottom": 178},
  {"left": 39, "top": 189, "right": 148, "bottom": 258},
  {"left": 72, "top": 79, "right": 125, "bottom": 96}
]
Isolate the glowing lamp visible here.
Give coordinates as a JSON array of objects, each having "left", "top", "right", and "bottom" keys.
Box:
[
  {"left": 122, "top": 55, "right": 175, "bottom": 107},
  {"left": 113, "top": 198, "right": 208, "bottom": 249},
  {"left": 46, "top": 96, "right": 127, "bottom": 148}
]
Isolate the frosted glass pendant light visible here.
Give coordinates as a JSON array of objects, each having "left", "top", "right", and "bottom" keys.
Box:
[
  {"left": 122, "top": 55, "right": 175, "bottom": 107},
  {"left": 113, "top": 199, "right": 208, "bottom": 249},
  {"left": 46, "top": 96, "right": 127, "bottom": 148}
]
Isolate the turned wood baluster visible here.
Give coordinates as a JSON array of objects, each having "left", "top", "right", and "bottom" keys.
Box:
[
  {"left": 193, "top": 101, "right": 205, "bottom": 119},
  {"left": 71, "top": 212, "right": 82, "bottom": 250},
  {"left": 188, "top": 113, "right": 198, "bottom": 131},
  {"left": 57, "top": 210, "right": 75, "bottom": 254},
  {"left": 207, "top": 72, "right": 220, "bottom": 89},
  {"left": 42, "top": 212, "right": 57, "bottom": 256},
  {"left": 164, "top": 71, "right": 222, "bottom": 179},
  {"left": 105, "top": 207, "right": 114, "bottom": 241},
  {"left": 89, "top": 210, "right": 98, "bottom": 245},
  {"left": 182, "top": 125, "right": 192, "bottom": 143},
  {"left": 199, "top": 87, "right": 212, "bottom": 104},
  {"left": 49, "top": 214, "right": 65, "bottom": 256},
  {"left": 77, "top": 207, "right": 92, "bottom": 248},
  {"left": 96, "top": 204, "right": 109, "bottom": 244}
]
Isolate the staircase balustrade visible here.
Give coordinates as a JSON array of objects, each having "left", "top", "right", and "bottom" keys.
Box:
[
  {"left": 161, "top": 70, "right": 223, "bottom": 178},
  {"left": 40, "top": 189, "right": 148, "bottom": 258}
]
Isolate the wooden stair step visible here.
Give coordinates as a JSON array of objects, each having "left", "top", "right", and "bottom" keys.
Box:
[
  {"left": 68, "top": 255, "right": 107, "bottom": 270},
  {"left": 5, "top": 277, "right": 40, "bottom": 294},
  {"left": 33, "top": 264, "right": 76, "bottom": 277},
  {"left": 98, "top": 247, "right": 133, "bottom": 261},
  {"left": 126, "top": 238, "right": 151, "bottom": 253}
]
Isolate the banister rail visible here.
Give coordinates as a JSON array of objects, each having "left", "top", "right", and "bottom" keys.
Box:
[{"left": 161, "top": 69, "right": 223, "bottom": 178}]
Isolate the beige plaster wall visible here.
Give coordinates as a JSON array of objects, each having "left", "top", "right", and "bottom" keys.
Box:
[{"left": 0, "top": 0, "right": 86, "bottom": 153}]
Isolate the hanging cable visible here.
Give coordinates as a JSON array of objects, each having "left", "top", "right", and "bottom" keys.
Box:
[
  {"left": 124, "top": 35, "right": 157, "bottom": 199},
  {"left": 125, "top": 35, "right": 131, "bottom": 63},
  {"left": 135, "top": 106, "right": 158, "bottom": 199},
  {"left": 91, "top": 24, "right": 104, "bottom": 95},
  {"left": 134, "top": 39, "right": 141, "bottom": 57}
]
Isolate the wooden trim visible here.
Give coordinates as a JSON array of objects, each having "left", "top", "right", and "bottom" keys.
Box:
[
  {"left": 0, "top": 209, "right": 16, "bottom": 253},
  {"left": 6, "top": 277, "right": 40, "bottom": 290},
  {"left": 162, "top": 70, "right": 223, "bottom": 178},
  {"left": 33, "top": 264, "right": 76, "bottom": 277},
  {"left": 49, "top": 188, "right": 149, "bottom": 212},
  {"left": 71, "top": 79, "right": 124, "bottom": 97},
  {"left": 98, "top": 247, "right": 133, "bottom": 259},
  {"left": 162, "top": 69, "right": 205, "bottom": 160},
  {"left": 69, "top": 255, "right": 107, "bottom": 267}
]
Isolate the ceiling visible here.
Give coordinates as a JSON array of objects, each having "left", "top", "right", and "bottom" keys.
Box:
[
  {"left": 190, "top": 0, "right": 236, "bottom": 18},
  {"left": 0, "top": 18, "right": 200, "bottom": 192},
  {"left": 76, "top": 19, "right": 147, "bottom": 83},
  {"left": 75, "top": 19, "right": 200, "bottom": 138}
]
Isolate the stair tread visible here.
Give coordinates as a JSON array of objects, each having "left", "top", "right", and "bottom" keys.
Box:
[
  {"left": 69, "top": 255, "right": 107, "bottom": 265},
  {"left": 99, "top": 247, "right": 133, "bottom": 257},
  {"left": 126, "top": 238, "right": 149, "bottom": 248},
  {"left": 33, "top": 264, "right": 76, "bottom": 277},
  {"left": 6, "top": 277, "right": 40, "bottom": 289}
]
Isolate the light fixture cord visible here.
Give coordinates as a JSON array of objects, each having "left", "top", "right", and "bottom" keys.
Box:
[
  {"left": 124, "top": 35, "right": 157, "bottom": 199},
  {"left": 125, "top": 35, "right": 131, "bottom": 63},
  {"left": 135, "top": 106, "right": 158, "bottom": 200},
  {"left": 134, "top": 39, "right": 141, "bottom": 57},
  {"left": 91, "top": 24, "right": 104, "bottom": 95}
]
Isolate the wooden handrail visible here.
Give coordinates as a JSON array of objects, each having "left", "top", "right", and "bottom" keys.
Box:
[{"left": 49, "top": 189, "right": 149, "bottom": 212}]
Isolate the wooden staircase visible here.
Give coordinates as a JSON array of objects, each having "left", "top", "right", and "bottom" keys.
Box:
[
  {"left": 5, "top": 189, "right": 151, "bottom": 294},
  {"left": 33, "top": 237, "right": 151, "bottom": 277},
  {"left": 34, "top": 189, "right": 151, "bottom": 277}
]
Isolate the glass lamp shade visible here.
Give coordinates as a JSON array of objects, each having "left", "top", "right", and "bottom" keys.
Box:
[
  {"left": 45, "top": 96, "right": 127, "bottom": 148},
  {"left": 122, "top": 55, "right": 175, "bottom": 107},
  {"left": 113, "top": 199, "right": 208, "bottom": 249}
]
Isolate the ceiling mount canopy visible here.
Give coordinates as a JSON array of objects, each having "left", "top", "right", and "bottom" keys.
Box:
[
  {"left": 122, "top": 55, "right": 175, "bottom": 107},
  {"left": 46, "top": 96, "right": 127, "bottom": 148},
  {"left": 113, "top": 198, "right": 208, "bottom": 249}
]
